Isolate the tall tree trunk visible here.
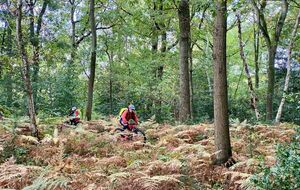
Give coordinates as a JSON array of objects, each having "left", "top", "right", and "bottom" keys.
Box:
[
  {"left": 178, "top": 0, "right": 191, "bottom": 122},
  {"left": 156, "top": 0, "right": 166, "bottom": 121},
  {"left": 85, "top": 0, "right": 97, "bottom": 121},
  {"left": 158, "top": 0, "right": 165, "bottom": 80},
  {"left": 16, "top": 0, "right": 38, "bottom": 138},
  {"left": 107, "top": 50, "right": 114, "bottom": 115},
  {"left": 236, "top": 12, "right": 260, "bottom": 120},
  {"left": 213, "top": 0, "right": 232, "bottom": 164},
  {"left": 28, "top": 0, "right": 48, "bottom": 113},
  {"left": 253, "top": 13, "right": 260, "bottom": 89},
  {"left": 151, "top": 1, "right": 158, "bottom": 55},
  {"left": 251, "top": 0, "right": 288, "bottom": 121},
  {"left": 6, "top": 21, "right": 13, "bottom": 106},
  {"left": 266, "top": 46, "right": 276, "bottom": 120},
  {"left": 205, "top": 35, "right": 212, "bottom": 96},
  {"left": 275, "top": 9, "right": 300, "bottom": 123},
  {"left": 189, "top": 44, "right": 193, "bottom": 119},
  {"left": 67, "top": 0, "right": 78, "bottom": 107},
  {"left": 0, "top": 25, "right": 6, "bottom": 54},
  {"left": 70, "top": 0, "right": 77, "bottom": 64},
  {"left": 150, "top": 1, "right": 158, "bottom": 118}
]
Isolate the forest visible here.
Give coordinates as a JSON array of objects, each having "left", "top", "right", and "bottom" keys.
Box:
[{"left": 0, "top": 0, "right": 300, "bottom": 189}]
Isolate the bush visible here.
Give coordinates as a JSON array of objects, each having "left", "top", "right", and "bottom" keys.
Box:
[
  {"left": 0, "top": 138, "right": 31, "bottom": 164},
  {"left": 252, "top": 127, "right": 300, "bottom": 190}
]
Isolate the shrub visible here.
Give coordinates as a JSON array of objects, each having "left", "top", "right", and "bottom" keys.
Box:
[{"left": 252, "top": 127, "right": 300, "bottom": 190}]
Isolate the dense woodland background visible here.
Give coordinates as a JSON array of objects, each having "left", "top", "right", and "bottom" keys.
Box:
[
  {"left": 0, "top": 0, "right": 299, "bottom": 124},
  {"left": 0, "top": 0, "right": 300, "bottom": 189}
]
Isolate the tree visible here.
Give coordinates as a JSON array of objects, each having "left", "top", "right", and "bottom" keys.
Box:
[
  {"left": 85, "top": 0, "right": 97, "bottom": 121},
  {"left": 28, "top": 0, "right": 49, "bottom": 112},
  {"left": 178, "top": 0, "right": 191, "bottom": 122},
  {"left": 253, "top": 11, "right": 260, "bottom": 89},
  {"left": 213, "top": 0, "right": 232, "bottom": 164},
  {"left": 236, "top": 12, "right": 260, "bottom": 120},
  {"left": 16, "top": 0, "right": 38, "bottom": 138},
  {"left": 251, "top": 0, "right": 289, "bottom": 120},
  {"left": 275, "top": 9, "right": 300, "bottom": 123}
]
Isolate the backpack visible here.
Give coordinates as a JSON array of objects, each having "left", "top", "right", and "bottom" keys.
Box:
[{"left": 118, "top": 108, "right": 127, "bottom": 119}]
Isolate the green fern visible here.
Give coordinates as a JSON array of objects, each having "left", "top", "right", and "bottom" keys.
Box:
[{"left": 23, "top": 170, "right": 71, "bottom": 190}]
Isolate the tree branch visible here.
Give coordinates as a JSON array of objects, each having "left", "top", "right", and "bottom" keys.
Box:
[
  {"left": 36, "top": 0, "right": 49, "bottom": 37},
  {"left": 273, "top": 0, "right": 288, "bottom": 43},
  {"left": 167, "top": 39, "right": 179, "bottom": 51},
  {"left": 251, "top": 0, "right": 271, "bottom": 46},
  {"left": 76, "top": 24, "right": 115, "bottom": 45}
]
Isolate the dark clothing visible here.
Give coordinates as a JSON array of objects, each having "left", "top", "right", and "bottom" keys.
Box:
[{"left": 68, "top": 109, "right": 80, "bottom": 126}]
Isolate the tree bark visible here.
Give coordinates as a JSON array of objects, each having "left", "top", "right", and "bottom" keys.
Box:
[
  {"left": 109, "top": 53, "right": 113, "bottom": 115},
  {"left": 251, "top": 0, "right": 288, "bottom": 121},
  {"left": 236, "top": 12, "right": 260, "bottom": 120},
  {"left": 104, "top": 42, "right": 114, "bottom": 115},
  {"left": 275, "top": 9, "right": 300, "bottom": 123},
  {"left": 156, "top": 0, "right": 167, "bottom": 121},
  {"left": 189, "top": 44, "right": 193, "bottom": 119},
  {"left": 16, "top": 0, "right": 38, "bottom": 138},
  {"left": 178, "top": 0, "right": 191, "bottom": 122},
  {"left": 70, "top": 0, "right": 77, "bottom": 64},
  {"left": 85, "top": 0, "right": 97, "bottom": 121},
  {"left": 213, "top": 0, "right": 232, "bottom": 164},
  {"left": 6, "top": 21, "right": 13, "bottom": 107},
  {"left": 253, "top": 12, "right": 260, "bottom": 89},
  {"left": 0, "top": 25, "right": 6, "bottom": 54},
  {"left": 28, "top": 0, "right": 48, "bottom": 113}
]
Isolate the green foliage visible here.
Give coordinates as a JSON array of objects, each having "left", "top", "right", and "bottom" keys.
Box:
[
  {"left": 0, "top": 137, "right": 31, "bottom": 164},
  {"left": 252, "top": 127, "right": 300, "bottom": 190},
  {"left": 275, "top": 70, "right": 300, "bottom": 124},
  {"left": 0, "top": 0, "right": 299, "bottom": 125},
  {"left": 23, "top": 169, "right": 70, "bottom": 190}
]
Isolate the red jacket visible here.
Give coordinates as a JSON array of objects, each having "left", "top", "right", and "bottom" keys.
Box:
[{"left": 121, "top": 109, "right": 138, "bottom": 125}]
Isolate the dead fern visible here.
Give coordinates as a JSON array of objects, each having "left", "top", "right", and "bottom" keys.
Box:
[{"left": 0, "top": 159, "right": 41, "bottom": 189}]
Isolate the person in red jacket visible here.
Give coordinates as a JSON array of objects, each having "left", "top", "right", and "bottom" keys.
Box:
[
  {"left": 115, "top": 104, "right": 146, "bottom": 142},
  {"left": 119, "top": 104, "right": 138, "bottom": 131},
  {"left": 68, "top": 106, "right": 80, "bottom": 125}
]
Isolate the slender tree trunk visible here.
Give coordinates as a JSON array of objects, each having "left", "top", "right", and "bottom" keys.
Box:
[
  {"left": 205, "top": 35, "right": 212, "bottom": 96},
  {"left": 85, "top": 0, "right": 97, "bottom": 121},
  {"left": 151, "top": 0, "right": 158, "bottom": 56},
  {"left": 158, "top": 31, "right": 166, "bottom": 80},
  {"left": 156, "top": 29, "right": 166, "bottom": 121},
  {"left": 6, "top": 22, "right": 13, "bottom": 106},
  {"left": 70, "top": 0, "right": 77, "bottom": 64},
  {"left": 155, "top": 0, "right": 167, "bottom": 121},
  {"left": 275, "top": 10, "right": 300, "bottom": 123},
  {"left": 109, "top": 51, "right": 114, "bottom": 115},
  {"left": 253, "top": 13, "right": 260, "bottom": 89},
  {"left": 251, "top": 0, "right": 288, "bottom": 121},
  {"left": 150, "top": 2, "right": 158, "bottom": 118},
  {"left": 236, "top": 12, "right": 260, "bottom": 120},
  {"left": 16, "top": 0, "right": 38, "bottom": 138},
  {"left": 67, "top": 0, "right": 78, "bottom": 107},
  {"left": 158, "top": 0, "right": 165, "bottom": 80},
  {"left": 189, "top": 44, "right": 193, "bottom": 119},
  {"left": 266, "top": 46, "right": 276, "bottom": 120},
  {"left": 213, "top": 0, "right": 232, "bottom": 164},
  {"left": 28, "top": 0, "right": 48, "bottom": 113},
  {"left": 0, "top": 26, "right": 6, "bottom": 54},
  {"left": 178, "top": 0, "right": 191, "bottom": 122}
]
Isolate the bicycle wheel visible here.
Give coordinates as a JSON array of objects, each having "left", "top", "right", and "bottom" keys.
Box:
[{"left": 134, "top": 127, "right": 147, "bottom": 143}]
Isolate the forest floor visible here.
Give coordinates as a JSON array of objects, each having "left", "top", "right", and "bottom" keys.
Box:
[{"left": 0, "top": 116, "right": 297, "bottom": 190}]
